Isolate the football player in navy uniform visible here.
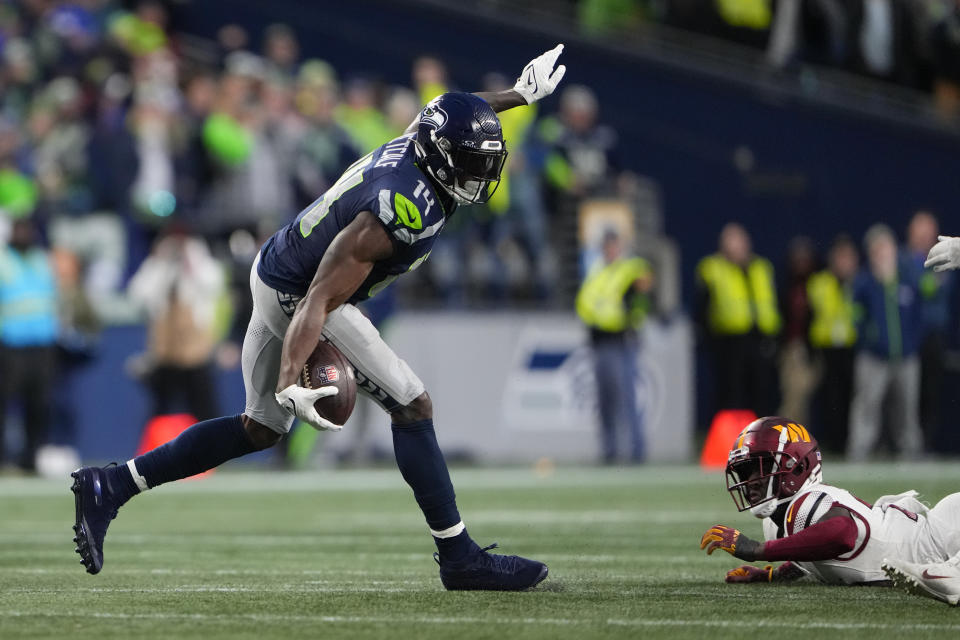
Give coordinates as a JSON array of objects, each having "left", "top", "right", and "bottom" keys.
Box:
[
  {"left": 71, "top": 45, "right": 567, "bottom": 591},
  {"left": 698, "top": 417, "right": 960, "bottom": 606}
]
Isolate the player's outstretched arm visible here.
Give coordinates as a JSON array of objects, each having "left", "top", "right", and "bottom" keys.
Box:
[
  {"left": 403, "top": 45, "right": 566, "bottom": 134},
  {"left": 475, "top": 43, "right": 567, "bottom": 113},
  {"left": 700, "top": 509, "right": 857, "bottom": 564},
  {"left": 275, "top": 213, "right": 393, "bottom": 429}
]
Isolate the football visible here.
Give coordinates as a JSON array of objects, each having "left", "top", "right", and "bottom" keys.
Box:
[{"left": 300, "top": 340, "right": 357, "bottom": 426}]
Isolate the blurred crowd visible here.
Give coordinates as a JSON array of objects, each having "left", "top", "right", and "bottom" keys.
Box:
[
  {"left": 695, "top": 211, "right": 959, "bottom": 460},
  {"left": 576, "top": 0, "right": 960, "bottom": 123},
  {"left": 0, "top": 1, "right": 633, "bottom": 472}
]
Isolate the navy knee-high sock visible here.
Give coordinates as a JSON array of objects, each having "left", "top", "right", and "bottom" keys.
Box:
[
  {"left": 392, "top": 419, "right": 474, "bottom": 560},
  {"left": 106, "top": 415, "right": 257, "bottom": 506}
]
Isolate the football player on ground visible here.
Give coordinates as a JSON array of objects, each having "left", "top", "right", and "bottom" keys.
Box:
[
  {"left": 70, "top": 45, "right": 567, "bottom": 590},
  {"left": 699, "top": 416, "right": 960, "bottom": 606},
  {"left": 924, "top": 235, "right": 960, "bottom": 272}
]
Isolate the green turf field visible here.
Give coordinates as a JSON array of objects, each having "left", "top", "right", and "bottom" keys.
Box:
[{"left": 2, "top": 463, "right": 959, "bottom": 639}]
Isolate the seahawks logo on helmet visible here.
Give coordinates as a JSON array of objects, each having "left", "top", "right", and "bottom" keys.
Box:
[{"left": 421, "top": 101, "right": 448, "bottom": 131}]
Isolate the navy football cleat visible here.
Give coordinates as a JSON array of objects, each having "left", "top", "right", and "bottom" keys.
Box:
[
  {"left": 435, "top": 543, "right": 548, "bottom": 591},
  {"left": 70, "top": 466, "right": 120, "bottom": 575}
]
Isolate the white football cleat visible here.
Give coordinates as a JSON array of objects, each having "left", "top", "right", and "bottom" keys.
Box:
[{"left": 882, "top": 557, "right": 960, "bottom": 606}]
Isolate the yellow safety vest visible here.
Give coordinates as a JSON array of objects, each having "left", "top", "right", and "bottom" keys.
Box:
[
  {"left": 576, "top": 257, "right": 651, "bottom": 333},
  {"left": 487, "top": 102, "right": 537, "bottom": 215},
  {"left": 696, "top": 254, "right": 781, "bottom": 336},
  {"left": 806, "top": 270, "right": 857, "bottom": 348}
]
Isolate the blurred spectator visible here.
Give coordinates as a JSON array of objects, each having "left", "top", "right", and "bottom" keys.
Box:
[
  {"left": 0, "top": 218, "right": 57, "bottom": 472},
  {"left": 293, "top": 78, "right": 360, "bottom": 208},
  {"left": 262, "top": 23, "right": 300, "bottom": 81},
  {"left": 807, "top": 234, "right": 859, "bottom": 453},
  {"left": 215, "top": 24, "right": 250, "bottom": 67},
  {"left": 476, "top": 72, "right": 550, "bottom": 300},
  {"left": 336, "top": 77, "right": 392, "bottom": 154},
  {"left": 848, "top": 224, "right": 923, "bottom": 461},
  {"left": 384, "top": 87, "right": 421, "bottom": 138},
  {"left": 412, "top": 55, "right": 450, "bottom": 106},
  {"left": 47, "top": 247, "right": 100, "bottom": 462},
  {"left": 0, "top": 121, "right": 38, "bottom": 220},
  {"left": 174, "top": 72, "right": 218, "bottom": 215},
  {"left": 2, "top": 38, "right": 41, "bottom": 124},
  {"left": 906, "top": 211, "right": 953, "bottom": 449},
  {"left": 198, "top": 63, "right": 261, "bottom": 236},
  {"left": 858, "top": 0, "right": 896, "bottom": 77},
  {"left": 576, "top": 229, "right": 653, "bottom": 463},
  {"left": 30, "top": 76, "right": 91, "bottom": 216},
  {"left": 713, "top": 0, "right": 773, "bottom": 48},
  {"left": 110, "top": 1, "right": 169, "bottom": 58},
  {"left": 128, "top": 230, "right": 225, "bottom": 421},
  {"left": 696, "top": 222, "right": 781, "bottom": 418},
  {"left": 930, "top": 0, "right": 960, "bottom": 122},
  {"left": 579, "top": 0, "right": 646, "bottom": 37},
  {"left": 778, "top": 235, "right": 818, "bottom": 425},
  {"left": 541, "top": 85, "right": 619, "bottom": 202},
  {"left": 767, "top": 0, "right": 849, "bottom": 69},
  {"left": 249, "top": 77, "right": 299, "bottom": 223}
]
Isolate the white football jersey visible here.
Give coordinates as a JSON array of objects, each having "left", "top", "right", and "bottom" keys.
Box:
[{"left": 761, "top": 483, "right": 937, "bottom": 584}]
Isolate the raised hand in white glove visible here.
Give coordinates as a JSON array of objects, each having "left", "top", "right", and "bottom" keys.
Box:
[
  {"left": 513, "top": 44, "right": 566, "bottom": 105},
  {"left": 275, "top": 384, "right": 342, "bottom": 432},
  {"left": 924, "top": 236, "right": 960, "bottom": 272}
]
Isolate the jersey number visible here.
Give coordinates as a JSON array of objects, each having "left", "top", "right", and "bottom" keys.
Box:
[{"left": 299, "top": 153, "right": 374, "bottom": 238}]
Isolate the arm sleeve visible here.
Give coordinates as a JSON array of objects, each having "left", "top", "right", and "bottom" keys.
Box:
[{"left": 761, "top": 515, "right": 858, "bottom": 562}]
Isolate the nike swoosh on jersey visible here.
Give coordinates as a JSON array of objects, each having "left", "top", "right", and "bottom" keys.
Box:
[{"left": 922, "top": 569, "right": 952, "bottom": 580}]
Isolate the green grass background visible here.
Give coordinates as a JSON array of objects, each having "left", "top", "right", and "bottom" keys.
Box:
[{"left": 2, "top": 464, "right": 959, "bottom": 639}]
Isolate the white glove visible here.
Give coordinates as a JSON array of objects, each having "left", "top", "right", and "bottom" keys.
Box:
[
  {"left": 513, "top": 44, "right": 566, "bottom": 105},
  {"left": 275, "top": 384, "right": 342, "bottom": 432},
  {"left": 925, "top": 235, "right": 960, "bottom": 272}
]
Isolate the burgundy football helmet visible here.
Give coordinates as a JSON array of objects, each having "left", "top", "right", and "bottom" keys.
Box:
[{"left": 726, "top": 416, "right": 823, "bottom": 518}]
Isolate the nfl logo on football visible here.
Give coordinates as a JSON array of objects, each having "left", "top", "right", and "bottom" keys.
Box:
[{"left": 318, "top": 365, "right": 340, "bottom": 385}]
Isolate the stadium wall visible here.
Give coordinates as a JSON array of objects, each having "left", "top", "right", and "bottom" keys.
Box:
[{"left": 66, "top": 313, "right": 693, "bottom": 464}]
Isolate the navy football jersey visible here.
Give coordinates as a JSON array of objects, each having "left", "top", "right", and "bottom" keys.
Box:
[{"left": 257, "top": 134, "right": 452, "bottom": 303}]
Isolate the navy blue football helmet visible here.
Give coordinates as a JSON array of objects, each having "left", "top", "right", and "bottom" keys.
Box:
[{"left": 414, "top": 92, "right": 507, "bottom": 205}]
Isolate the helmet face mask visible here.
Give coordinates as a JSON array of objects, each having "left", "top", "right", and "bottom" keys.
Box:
[
  {"left": 415, "top": 93, "right": 507, "bottom": 205},
  {"left": 725, "top": 417, "right": 823, "bottom": 519},
  {"left": 727, "top": 450, "right": 797, "bottom": 514}
]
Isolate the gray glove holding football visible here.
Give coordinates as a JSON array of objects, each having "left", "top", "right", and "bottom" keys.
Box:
[
  {"left": 513, "top": 44, "right": 566, "bottom": 105},
  {"left": 925, "top": 235, "right": 960, "bottom": 272}
]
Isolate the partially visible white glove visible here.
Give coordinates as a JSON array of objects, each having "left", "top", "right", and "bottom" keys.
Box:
[
  {"left": 513, "top": 44, "right": 566, "bottom": 105},
  {"left": 925, "top": 235, "right": 960, "bottom": 272},
  {"left": 275, "top": 384, "right": 342, "bottom": 432}
]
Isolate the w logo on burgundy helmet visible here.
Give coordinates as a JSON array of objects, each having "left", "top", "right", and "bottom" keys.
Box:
[{"left": 770, "top": 422, "right": 813, "bottom": 443}]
